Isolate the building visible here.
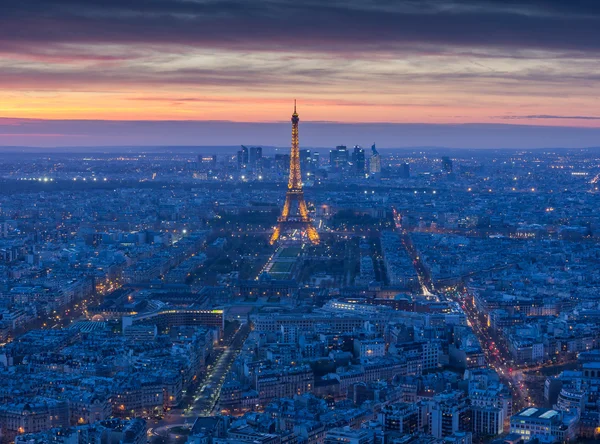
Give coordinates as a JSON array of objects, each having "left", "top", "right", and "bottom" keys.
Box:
[
  {"left": 471, "top": 406, "right": 503, "bottom": 437},
  {"left": 443, "top": 432, "right": 472, "bottom": 444},
  {"left": 14, "top": 418, "right": 147, "bottom": 444},
  {"left": 300, "top": 149, "right": 313, "bottom": 176},
  {"left": 400, "top": 163, "right": 410, "bottom": 179},
  {"left": 238, "top": 146, "right": 249, "bottom": 169},
  {"left": 0, "top": 400, "right": 69, "bottom": 442},
  {"left": 369, "top": 144, "right": 381, "bottom": 175},
  {"left": 123, "top": 308, "right": 224, "bottom": 336},
  {"left": 509, "top": 407, "right": 578, "bottom": 442},
  {"left": 324, "top": 427, "right": 375, "bottom": 444},
  {"left": 198, "top": 154, "right": 217, "bottom": 171},
  {"left": 442, "top": 157, "right": 453, "bottom": 173},
  {"left": 123, "top": 324, "right": 158, "bottom": 341},
  {"left": 249, "top": 146, "right": 263, "bottom": 170},
  {"left": 255, "top": 365, "right": 314, "bottom": 406},
  {"left": 330, "top": 146, "right": 349, "bottom": 171},
  {"left": 508, "top": 336, "right": 545, "bottom": 365},
  {"left": 428, "top": 391, "right": 471, "bottom": 439},
  {"left": 354, "top": 339, "right": 386, "bottom": 361},
  {"left": 391, "top": 340, "right": 440, "bottom": 371},
  {"left": 378, "top": 403, "right": 420, "bottom": 434},
  {"left": 469, "top": 385, "right": 512, "bottom": 433},
  {"left": 312, "top": 152, "right": 320, "bottom": 169},
  {"left": 352, "top": 146, "right": 366, "bottom": 175},
  {"left": 275, "top": 154, "right": 291, "bottom": 173}
]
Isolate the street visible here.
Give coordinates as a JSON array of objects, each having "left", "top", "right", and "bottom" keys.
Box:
[
  {"left": 153, "top": 321, "right": 250, "bottom": 437},
  {"left": 455, "top": 290, "right": 532, "bottom": 411},
  {"left": 396, "top": 212, "right": 532, "bottom": 412}
]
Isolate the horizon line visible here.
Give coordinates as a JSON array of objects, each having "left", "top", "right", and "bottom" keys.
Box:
[
  {"left": 2, "top": 116, "right": 600, "bottom": 130},
  {"left": 2, "top": 145, "right": 600, "bottom": 152}
]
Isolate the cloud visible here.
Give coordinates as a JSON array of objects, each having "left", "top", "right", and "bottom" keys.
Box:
[
  {"left": 0, "top": 0, "right": 599, "bottom": 55},
  {"left": 2, "top": 1, "right": 600, "bottom": 99},
  {"left": 496, "top": 115, "right": 600, "bottom": 120},
  {"left": 1, "top": 54, "right": 599, "bottom": 96},
  {"left": 0, "top": 133, "right": 87, "bottom": 137},
  {"left": 125, "top": 96, "right": 451, "bottom": 108},
  {"left": 1, "top": 0, "right": 600, "bottom": 127}
]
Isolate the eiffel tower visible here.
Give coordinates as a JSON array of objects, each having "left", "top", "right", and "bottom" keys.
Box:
[{"left": 270, "top": 101, "right": 320, "bottom": 245}]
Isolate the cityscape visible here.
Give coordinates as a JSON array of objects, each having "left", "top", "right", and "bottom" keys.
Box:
[
  {"left": 2, "top": 1, "right": 600, "bottom": 444},
  {"left": 1, "top": 103, "right": 600, "bottom": 444}
]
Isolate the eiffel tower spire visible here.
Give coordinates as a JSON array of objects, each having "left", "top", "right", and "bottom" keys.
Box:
[{"left": 270, "top": 102, "right": 320, "bottom": 245}]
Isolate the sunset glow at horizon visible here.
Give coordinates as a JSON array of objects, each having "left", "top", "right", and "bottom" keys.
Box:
[
  {"left": 1, "top": 0, "right": 600, "bottom": 147},
  {"left": 2, "top": 48, "right": 600, "bottom": 127}
]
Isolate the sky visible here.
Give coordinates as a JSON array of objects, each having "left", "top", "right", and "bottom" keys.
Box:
[{"left": 1, "top": 0, "right": 600, "bottom": 148}]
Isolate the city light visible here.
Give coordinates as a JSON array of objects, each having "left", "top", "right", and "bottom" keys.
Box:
[{"left": 1, "top": 89, "right": 596, "bottom": 444}]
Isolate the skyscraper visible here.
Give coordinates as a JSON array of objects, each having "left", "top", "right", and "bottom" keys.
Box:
[
  {"left": 330, "top": 145, "right": 349, "bottom": 171},
  {"left": 275, "top": 154, "right": 290, "bottom": 173},
  {"left": 300, "top": 149, "right": 312, "bottom": 176},
  {"left": 442, "top": 156, "right": 453, "bottom": 173},
  {"left": 352, "top": 146, "right": 366, "bottom": 175},
  {"left": 249, "top": 146, "right": 263, "bottom": 171},
  {"left": 198, "top": 154, "right": 217, "bottom": 171},
  {"left": 400, "top": 162, "right": 410, "bottom": 179},
  {"left": 237, "top": 146, "right": 249, "bottom": 170},
  {"left": 312, "top": 152, "right": 320, "bottom": 168},
  {"left": 369, "top": 144, "right": 381, "bottom": 175}
]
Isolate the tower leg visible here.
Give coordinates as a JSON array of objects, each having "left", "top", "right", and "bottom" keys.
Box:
[
  {"left": 306, "top": 225, "right": 320, "bottom": 244},
  {"left": 281, "top": 194, "right": 292, "bottom": 219},
  {"left": 298, "top": 197, "right": 310, "bottom": 221},
  {"left": 270, "top": 225, "right": 281, "bottom": 245},
  {"left": 271, "top": 191, "right": 319, "bottom": 245}
]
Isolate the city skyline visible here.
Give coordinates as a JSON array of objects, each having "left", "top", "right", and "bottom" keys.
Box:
[
  {"left": 1, "top": 117, "right": 600, "bottom": 443},
  {"left": 3, "top": 3, "right": 600, "bottom": 443},
  {"left": 1, "top": 0, "right": 600, "bottom": 147}
]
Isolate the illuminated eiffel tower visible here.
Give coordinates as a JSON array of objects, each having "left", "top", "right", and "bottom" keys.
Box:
[{"left": 270, "top": 101, "right": 320, "bottom": 245}]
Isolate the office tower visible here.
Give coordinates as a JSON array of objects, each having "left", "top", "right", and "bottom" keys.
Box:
[
  {"left": 330, "top": 145, "right": 349, "bottom": 170},
  {"left": 442, "top": 156, "right": 453, "bottom": 173},
  {"left": 352, "top": 146, "right": 366, "bottom": 175},
  {"left": 275, "top": 154, "right": 290, "bottom": 173},
  {"left": 300, "top": 149, "right": 311, "bottom": 165},
  {"left": 270, "top": 101, "right": 320, "bottom": 245},
  {"left": 300, "top": 149, "right": 312, "bottom": 177},
  {"left": 400, "top": 162, "right": 410, "bottom": 179},
  {"left": 300, "top": 149, "right": 311, "bottom": 172},
  {"left": 369, "top": 144, "right": 381, "bottom": 175},
  {"left": 237, "top": 146, "right": 249, "bottom": 170},
  {"left": 249, "top": 146, "right": 263, "bottom": 170},
  {"left": 312, "top": 152, "right": 320, "bottom": 168},
  {"left": 198, "top": 154, "right": 217, "bottom": 171}
]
